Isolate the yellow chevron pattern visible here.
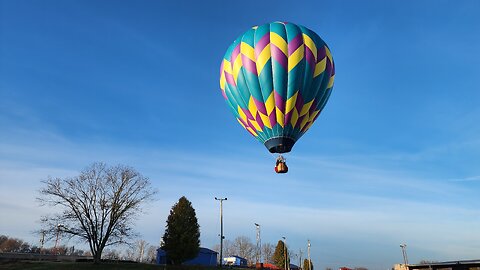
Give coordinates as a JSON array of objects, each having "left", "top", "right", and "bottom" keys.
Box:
[
  {"left": 260, "top": 113, "right": 272, "bottom": 129},
  {"left": 237, "top": 118, "right": 246, "bottom": 128},
  {"left": 328, "top": 75, "right": 335, "bottom": 88},
  {"left": 309, "top": 110, "right": 320, "bottom": 122},
  {"left": 299, "top": 111, "right": 310, "bottom": 130},
  {"left": 223, "top": 59, "right": 232, "bottom": 75},
  {"left": 290, "top": 108, "right": 299, "bottom": 127},
  {"left": 232, "top": 53, "right": 242, "bottom": 82},
  {"left": 285, "top": 91, "right": 298, "bottom": 114},
  {"left": 238, "top": 106, "right": 247, "bottom": 122},
  {"left": 248, "top": 96, "right": 257, "bottom": 117},
  {"left": 237, "top": 118, "right": 258, "bottom": 137},
  {"left": 256, "top": 44, "right": 271, "bottom": 74},
  {"left": 314, "top": 57, "right": 326, "bottom": 78},
  {"left": 300, "top": 100, "right": 314, "bottom": 116},
  {"left": 247, "top": 97, "right": 264, "bottom": 131},
  {"left": 276, "top": 109, "right": 285, "bottom": 127},
  {"left": 270, "top": 32, "right": 288, "bottom": 56},
  {"left": 241, "top": 42, "right": 255, "bottom": 61},
  {"left": 288, "top": 45, "right": 304, "bottom": 72},
  {"left": 250, "top": 119, "right": 262, "bottom": 131},
  {"left": 237, "top": 106, "right": 262, "bottom": 133},
  {"left": 326, "top": 46, "right": 333, "bottom": 63},
  {"left": 220, "top": 66, "right": 226, "bottom": 91},
  {"left": 265, "top": 91, "right": 275, "bottom": 115},
  {"left": 303, "top": 33, "right": 317, "bottom": 60}
]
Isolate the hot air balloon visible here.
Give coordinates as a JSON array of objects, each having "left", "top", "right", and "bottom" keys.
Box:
[{"left": 219, "top": 22, "right": 335, "bottom": 173}]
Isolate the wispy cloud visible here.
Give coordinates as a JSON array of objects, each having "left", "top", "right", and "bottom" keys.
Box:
[
  {"left": 1, "top": 125, "right": 480, "bottom": 269},
  {"left": 448, "top": 175, "right": 480, "bottom": 182}
]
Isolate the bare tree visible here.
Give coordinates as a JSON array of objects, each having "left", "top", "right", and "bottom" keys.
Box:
[
  {"left": 262, "top": 243, "right": 274, "bottom": 263},
  {"left": 224, "top": 239, "right": 236, "bottom": 257},
  {"left": 290, "top": 250, "right": 298, "bottom": 265},
  {"left": 146, "top": 245, "right": 158, "bottom": 263},
  {"left": 213, "top": 239, "right": 235, "bottom": 257},
  {"left": 135, "top": 239, "right": 148, "bottom": 262},
  {"left": 232, "top": 236, "right": 255, "bottom": 265},
  {"left": 37, "top": 162, "right": 157, "bottom": 263},
  {"left": 213, "top": 237, "right": 259, "bottom": 265},
  {"left": 124, "top": 248, "right": 136, "bottom": 261},
  {"left": 103, "top": 248, "right": 121, "bottom": 260},
  {"left": 0, "top": 235, "right": 28, "bottom": 252}
]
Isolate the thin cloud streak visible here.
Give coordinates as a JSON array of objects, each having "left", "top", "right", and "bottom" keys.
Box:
[{"left": 448, "top": 175, "right": 480, "bottom": 182}]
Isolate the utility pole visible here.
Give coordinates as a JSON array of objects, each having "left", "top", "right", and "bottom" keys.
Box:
[
  {"left": 298, "top": 248, "right": 303, "bottom": 269},
  {"left": 282, "top": 237, "right": 288, "bottom": 270},
  {"left": 255, "top": 223, "right": 261, "bottom": 264},
  {"left": 307, "top": 240, "right": 311, "bottom": 270},
  {"left": 215, "top": 197, "right": 227, "bottom": 267},
  {"left": 400, "top": 243, "right": 408, "bottom": 267}
]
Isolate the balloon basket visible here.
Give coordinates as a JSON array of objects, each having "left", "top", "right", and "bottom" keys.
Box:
[{"left": 274, "top": 155, "right": 288, "bottom": 174}]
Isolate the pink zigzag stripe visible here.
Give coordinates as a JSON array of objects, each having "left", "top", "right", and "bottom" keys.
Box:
[
  {"left": 254, "top": 33, "right": 270, "bottom": 58},
  {"left": 271, "top": 44, "right": 287, "bottom": 70},
  {"left": 241, "top": 54, "right": 258, "bottom": 75}
]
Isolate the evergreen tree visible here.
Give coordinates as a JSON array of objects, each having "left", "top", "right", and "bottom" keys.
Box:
[
  {"left": 303, "top": 258, "right": 314, "bottom": 270},
  {"left": 273, "top": 240, "right": 289, "bottom": 269},
  {"left": 162, "top": 196, "right": 200, "bottom": 264}
]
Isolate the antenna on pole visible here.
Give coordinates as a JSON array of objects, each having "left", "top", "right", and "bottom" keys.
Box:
[{"left": 400, "top": 243, "right": 409, "bottom": 266}]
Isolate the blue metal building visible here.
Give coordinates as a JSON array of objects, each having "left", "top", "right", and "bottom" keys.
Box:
[
  {"left": 156, "top": 247, "right": 218, "bottom": 266},
  {"left": 223, "top": 255, "right": 248, "bottom": 266}
]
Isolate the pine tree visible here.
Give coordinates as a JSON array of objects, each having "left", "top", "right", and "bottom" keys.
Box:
[
  {"left": 273, "top": 240, "right": 288, "bottom": 269},
  {"left": 303, "top": 258, "right": 314, "bottom": 270},
  {"left": 162, "top": 196, "right": 200, "bottom": 264}
]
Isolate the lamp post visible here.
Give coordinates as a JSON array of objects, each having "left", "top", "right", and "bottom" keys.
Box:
[
  {"left": 298, "top": 249, "right": 303, "bottom": 269},
  {"left": 215, "top": 197, "right": 227, "bottom": 266},
  {"left": 307, "top": 240, "right": 311, "bottom": 270},
  {"left": 255, "top": 223, "right": 261, "bottom": 264},
  {"left": 400, "top": 243, "right": 409, "bottom": 267},
  {"left": 282, "top": 237, "right": 288, "bottom": 270}
]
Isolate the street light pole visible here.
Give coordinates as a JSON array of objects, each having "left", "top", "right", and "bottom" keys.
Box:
[
  {"left": 255, "top": 223, "right": 261, "bottom": 264},
  {"left": 215, "top": 197, "right": 227, "bottom": 267},
  {"left": 298, "top": 249, "right": 303, "bottom": 269},
  {"left": 307, "top": 240, "right": 311, "bottom": 270},
  {"left": 400, "top": 244, "right": 409, "bottom": 267},
  {"left": 282, "top": 237, "right": 288, "bottom": 270}
]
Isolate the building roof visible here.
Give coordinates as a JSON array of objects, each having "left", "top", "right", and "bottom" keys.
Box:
[
  {"left": 198, "top": 247, "right": 217, "bottom": 254},
  {"left": 407, "top": 259, "right": 480, "bottom": 269},
  {"left": 224, "top": 255, "right": 246, "bottom": 260},
  {"left": 157, "top": 247, "right": 217, "bottom": 255}
]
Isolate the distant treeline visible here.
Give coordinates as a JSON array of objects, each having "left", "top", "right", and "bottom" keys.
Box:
[{"left": 0, "top": 234, "right": 85, "bottom": 255}]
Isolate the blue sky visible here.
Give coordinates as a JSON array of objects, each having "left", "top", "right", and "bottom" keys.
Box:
[{"left": 1, "top": 0, "right": 480, "bottom": 269}]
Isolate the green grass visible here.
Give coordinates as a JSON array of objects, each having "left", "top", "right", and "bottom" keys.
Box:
[{"left": 0, "top": 261, "right": 226, "bottom": 270}]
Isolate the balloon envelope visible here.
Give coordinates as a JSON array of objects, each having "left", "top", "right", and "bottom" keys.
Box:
[{"left": 219, "top": 22, "right": 335, "bottom": 153}]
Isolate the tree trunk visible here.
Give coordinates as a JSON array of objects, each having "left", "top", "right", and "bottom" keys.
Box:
[{"left": 93, "top": 251, "right": 102, "bottom": 264}]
